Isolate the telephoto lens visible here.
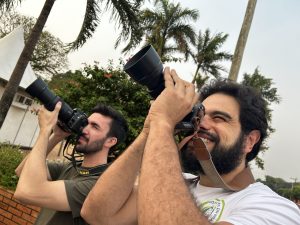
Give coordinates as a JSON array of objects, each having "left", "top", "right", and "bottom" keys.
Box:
[{"left": 26, "top": 78, "right": 88, "bottom": 134}]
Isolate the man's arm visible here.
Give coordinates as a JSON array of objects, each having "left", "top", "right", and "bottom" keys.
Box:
[
  {"left": 138, "top": 68, "right": 231, "bottom": 225},
  {"left": 15, "top": 128, "right": 68, "bottom": 178},
  {"left": 81, "top": 124, "right": 149, "bottom": 225},
  {"left": 14, "top": 103, "right": 71, "bottom": 211}
]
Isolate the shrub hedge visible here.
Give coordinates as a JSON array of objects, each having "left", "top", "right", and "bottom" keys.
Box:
[{"left": 0, "top": 143, "right": 25, "bottom": 190}]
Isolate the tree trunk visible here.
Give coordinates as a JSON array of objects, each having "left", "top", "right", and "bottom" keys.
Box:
[
  {"left": 192, "top": 64, "right": 201, "bottom": 84},
  {"left": 228, "top": 0, "right": 257, "bottom": 81},
  {"left": 0, "top": 0, "right": 56, "bottom": 129}
]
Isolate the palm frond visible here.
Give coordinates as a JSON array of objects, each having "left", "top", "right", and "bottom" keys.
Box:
[
  {"left": 107, "top": 0, "right": 140, "bottom": 49},
  {"left": 129, "top": 0, "right": 198, "bottom": 60},
  {"left": 66, "top": 0, "right": 100, "bottom": 51},
  {"left": 0, "top": 0, "right": 22, "bottom": 11},
  {"left": 191, "top": 28, "right": 232, "bottom": 82}
]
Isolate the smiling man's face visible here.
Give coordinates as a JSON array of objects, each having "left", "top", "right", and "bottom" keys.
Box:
[{"left": 180, "top": 93, "right": 247, "bottom": 175}]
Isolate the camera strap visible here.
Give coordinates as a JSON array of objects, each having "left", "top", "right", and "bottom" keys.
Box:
[
  {"left": 178, "top": 129, "right": 255, "bottom": 192},
  {"left": 74, "top": 161, "right": 110, "bottom": 176}
]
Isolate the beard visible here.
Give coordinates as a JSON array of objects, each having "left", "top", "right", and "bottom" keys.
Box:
[
  {"left": 74, "top": 135, "right": 106, "bottom": 154},
  {"left": 180, "top": 131, "right": 245, "bottom": 176}
]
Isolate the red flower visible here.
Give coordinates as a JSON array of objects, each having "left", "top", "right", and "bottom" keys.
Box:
[{"left": 104, "top": 73, "right": 112, "bottom": 78}]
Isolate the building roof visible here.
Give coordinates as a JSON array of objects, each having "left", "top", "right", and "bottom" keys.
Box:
[{"left": 0, "top": 26, "right": 37, "bottom": 89}]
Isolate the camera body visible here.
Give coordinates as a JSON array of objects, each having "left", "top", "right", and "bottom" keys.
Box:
[
  {"left": 26, "top": 78, "right": 88, "bottom": 134},
  {"left": 124, "top": 45, "right": 204, "bottom": 132}
]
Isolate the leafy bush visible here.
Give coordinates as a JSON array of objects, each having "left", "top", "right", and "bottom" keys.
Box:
[{"left": 0, "top": 143, "right": 25, "bottom": 190}]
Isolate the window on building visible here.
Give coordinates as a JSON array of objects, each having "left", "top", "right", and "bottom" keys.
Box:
[
  {"left": 24, "top": 98, "right": 33, "bottom": 106},
  {"left": 16, "top": 95, "right": 25, "bottom": 103},
  {"left": 15, "top": 94, "right": 33, "bottom": 106}
]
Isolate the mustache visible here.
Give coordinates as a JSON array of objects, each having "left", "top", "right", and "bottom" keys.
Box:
[
  {"left": 79, "top": 134, "right": 89, "bottom": 142},
  {"left": 197, "top": 129, "right": 219, "bottom": 143}
]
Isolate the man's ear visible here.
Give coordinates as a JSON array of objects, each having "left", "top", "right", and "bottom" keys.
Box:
[
  {"left": 104, "top": 137, "right": 118, "bottom": 148},
  {"left": 244, "top": 130, "right": 260, "bottom": 154}
]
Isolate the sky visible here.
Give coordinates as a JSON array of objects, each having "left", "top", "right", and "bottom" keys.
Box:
[{"left": 17, "top": 0, "right": 300, "bottom": 182}]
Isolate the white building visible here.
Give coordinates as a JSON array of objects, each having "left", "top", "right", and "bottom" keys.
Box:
[{"left": 0, "top": 27, "right": 39, "bottom": 148}]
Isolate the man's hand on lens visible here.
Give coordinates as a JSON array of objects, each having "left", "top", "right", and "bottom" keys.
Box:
[
  {"left": 38, "top": 102, "right": 62, "bottom": 136},
  {"left": 148, "top": 67, "right": 199, "bottom": 129}
]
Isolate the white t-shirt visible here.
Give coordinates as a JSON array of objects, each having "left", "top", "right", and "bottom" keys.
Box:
[{"left": 185, "top": 174, "right": 300, "bottom": 224}]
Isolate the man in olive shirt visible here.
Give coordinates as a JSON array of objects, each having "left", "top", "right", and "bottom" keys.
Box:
[{"left": 14, "top": 103, "right": 128, "bottom": 225}]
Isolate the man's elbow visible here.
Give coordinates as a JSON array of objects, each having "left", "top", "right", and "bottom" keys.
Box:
[
  {"left": 13, "top": 188, "right": 32, "bottom": 205},
  {"left": 81, "top": 203, "right": 109, "bottom": 225},
  {"left": 81, "top": 205, "right": 96, "bottom": 225},
  {"left": 15, "top": 168, "right": 21, "bottom": 177},
  {"left": 14, "top": 182, "right": 40, "bottom": 206}
]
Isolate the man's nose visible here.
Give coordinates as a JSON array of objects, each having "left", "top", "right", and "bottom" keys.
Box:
[
  {"left": 199, "top": 115, "right": 212, "bottom": 130},
  {"left": 81, "top": 124, "right": 89, "bottom": 135}
]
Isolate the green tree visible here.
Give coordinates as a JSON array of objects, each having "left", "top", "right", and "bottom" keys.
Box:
[
  {"left": 242, "top": 68, "right": 280, "bottom": 168},
  {"left": 190, "top": 29, "right": 232, "bottom": 84},
  {"left": 258, "top": 175, "right": 290, "bottom": 193},
  {"left": 49, "top": 61, "right": 151, "bottom": 159},
  {"left": 193, "top": 74, "right": 210, "bottom": 91},
  {"left": 277, "top": 188, "right": 292, "bottom": 199},
  {"left": 257, "top": 176, "right": 300, "bottom": 202},
  {"left": 127, "top": 0, "right": 199, "bottom": 62},
  {"left": 292, "top": 185, "right": 300, "bottom": 201},
  {"left": 277, "top": 186, "right": 300, "bottom": 201},
  {"left": 0, "top": 11, "right": 68, "bottom": 79},
  {"left": 0, "top": 0, "right": 142, "bottom": 129}
]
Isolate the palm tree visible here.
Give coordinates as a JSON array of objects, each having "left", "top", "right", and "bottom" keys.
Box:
[
  {"left": 190, "top": 29, "right": 232, "bottom": 84},
  {"left": 126, "top": 0, "right": 199, "bottom": 63},
  {"left": 228, "top": 0, "right": 257, "bottom": 81},
  {"left": 0, "top": 0, "right": 142, "bottom": 129}
]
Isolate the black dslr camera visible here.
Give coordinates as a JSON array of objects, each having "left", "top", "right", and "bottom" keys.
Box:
[
  {"left": 124, "top": 45, "right": 204, "bottom": 133},
  {"left": 26, "top": 78, "right": 88, "bottom": 134}
]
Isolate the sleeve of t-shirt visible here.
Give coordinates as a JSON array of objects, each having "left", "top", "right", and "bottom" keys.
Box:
[
  {"left": 64, "top": 176, "right": 98, "bottom": 218},
  {"left": 224, "top": 188, "right": 300, "bottom": 225}
]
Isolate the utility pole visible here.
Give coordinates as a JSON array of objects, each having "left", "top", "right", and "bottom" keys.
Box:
[
  {"left": 290, "top": 177, "right": 298, "bottom": 190},
  {"left": 290, "top": 177, "right": 298, "bottom": 200}
]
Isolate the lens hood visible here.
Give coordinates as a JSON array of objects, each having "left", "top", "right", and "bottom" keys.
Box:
[
  {"left": 26, "top": 77, "right": 60, "bottom": 111},
  {"left": 124, "top": 45, "right": 164, "bottom": 98}
]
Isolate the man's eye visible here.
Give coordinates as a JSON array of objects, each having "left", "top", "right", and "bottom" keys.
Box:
[
  {"left": 213, "top": 116, "right": 226, "bottom": 122},
  {"left": 93, "top": 125, "right": 100, "bottom": 130}
]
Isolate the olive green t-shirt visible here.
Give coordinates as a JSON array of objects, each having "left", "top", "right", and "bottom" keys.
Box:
[{"left": 34, "top": 162, "right": 99, "bottom": 225}]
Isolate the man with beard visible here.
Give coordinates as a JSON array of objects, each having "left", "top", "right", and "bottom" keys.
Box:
[
  {"left": 180, "top": 127, "right": 246, "bottom": 176},
  {"left": 81, "top": 67, "right": 300, "bottom": 225},
  {"left": 14, "top": 103, "right": 128, "bottom": 225}
]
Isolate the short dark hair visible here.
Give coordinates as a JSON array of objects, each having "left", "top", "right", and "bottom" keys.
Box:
[
  {"left": 91, "top": 104, "right": 128, "bottom": 146},
  {"left": 200, "top": 79, "right": 268, "bottom": 162}
]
